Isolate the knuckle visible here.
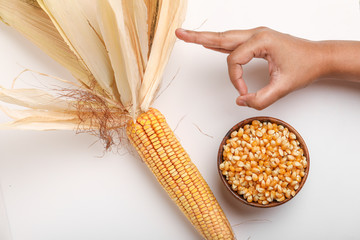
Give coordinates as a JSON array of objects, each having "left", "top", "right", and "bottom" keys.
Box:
[
  {"left": 255, "top": 30, "right": 271, "bottom": 39},
  {"left": 226, "top": 54, "right": 235, "bottom": 64},
  {"left": 216, "top": 31, "right": 226, "bottom": 48},
  {"left": 252, "top": 29, "right": 274, "bottom": 44},
  {"left": 217, "top": 31, "right": 225, "bottom": 38},
  {"left": 255, "top": 26, "right": 269, "bottom": 32}
]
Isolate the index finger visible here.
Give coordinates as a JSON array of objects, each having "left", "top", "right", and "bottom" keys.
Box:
[{"left": 175, "top": 28, "right": 257, "bottom": 51}]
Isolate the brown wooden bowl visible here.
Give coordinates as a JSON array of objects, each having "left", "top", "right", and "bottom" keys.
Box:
[{"left": 217, "top": 116, "right": 310, "bottom": 208}]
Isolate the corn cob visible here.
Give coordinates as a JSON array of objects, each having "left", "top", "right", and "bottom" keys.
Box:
[
  {"left": 1, "top": 0, "right": 235, "bottom": 238},
  {"left": 126, "top": 108, "right": 234, "bottom": 240}
]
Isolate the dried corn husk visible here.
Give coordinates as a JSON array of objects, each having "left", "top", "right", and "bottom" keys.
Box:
[
  {"left": 0, "top": 2, "right": 237, "bottom": 239},
  {"left": 0, "top": 87, "right": 72, "bottom": 111},
  {"left": 0, "top": 0, "right": 98, "bottom": 90},
  {"left": 0, "top": 105, "right": 82, "bottom": 130},
  {"left": 36, "top": 0, "right": 119, "bottom": 100},
  {"left": 139, "top": 0, "right": 187, "bottom": 111},
  {"left": 144, "top": 0, "right": 161, "bottom": 56},
  {"left": 0, "top": 0, "right": 187, "bottom": 132},
  {"left": 97, "top": 0, "right": 145, "bottom": 116}
]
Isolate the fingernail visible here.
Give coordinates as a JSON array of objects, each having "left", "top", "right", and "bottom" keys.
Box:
[
  {"left": 177, "top": 28, "right": 186, "bottom": 33},
  {"left": 236, "top": 99, "right": 248, "bottom": 107}
]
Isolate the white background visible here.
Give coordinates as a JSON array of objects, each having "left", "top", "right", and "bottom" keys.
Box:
[{"left": 1, "top": 0, "right": 360, "bottom": 239}]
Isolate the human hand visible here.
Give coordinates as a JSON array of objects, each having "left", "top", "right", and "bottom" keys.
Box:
[{"left": 175, "top": 27, "right": 326, "bottom": 110}]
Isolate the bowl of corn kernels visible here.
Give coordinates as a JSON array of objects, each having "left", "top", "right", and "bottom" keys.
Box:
[{"left": 218, "top": 117, "right": 309, "bottom": 208}]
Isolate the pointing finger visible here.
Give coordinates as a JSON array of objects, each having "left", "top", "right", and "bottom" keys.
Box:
[{"left": 176, "top": 28, "right": 257, "bottom": 51}]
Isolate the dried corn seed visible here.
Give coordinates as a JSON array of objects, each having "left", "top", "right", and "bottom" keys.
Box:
[
  {"left": 289, "top": 133, "right": 296, "bottom": 140},
  {"left": 285, "top": 177, "right": 292, "bottom": 183},
  {"left": 252, "top": 120, "right": 260, "bottom": 126},
  {"left": 224, "top": 146, "right": 230, "bottom": 152},
  {"left": 277, "top": 196, "right": 285, "bottom": 202},
  {"left": 245, "top": 176, "right": 252, "bottom": 181},
  {"left": 256, "top": 130, "right": 263, "bottom": 137},
  {"left": 302, "top": 160, "right": 308, "bottom": 168},
  {"left": 294, "top": 161, "right": 302, "bottom": 168},
  {"left": 219, "top": 162, "right": 225, "bottom": 170},
  {"left": 288, "top": 155, "right": 295, "bottom": 161},
  {"left": 296, "top": 175, "right": 302, "bottom": 182},
  {"left": 291, "top": 181, "right": 298, "bottom": 186},
  {"left": 268, "top": 129, "right": 275, "bottom": 135},
  {"left": 231, "top": 131, "right": 238, "bottom": 138},
  {"left": 259, "top": 174, "right": 264, "bottom": 182},
  {"left": 237, "top": 161, "right": 245, "bottom": 167},
  {"left": 242, "top": 134, "right": 250, "bottom": 141}
]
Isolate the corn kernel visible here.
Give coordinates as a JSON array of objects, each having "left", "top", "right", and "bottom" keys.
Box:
[
  {"left": 252, "top": 173, "right": 259, "bottom": 181},
  {"left": 245, "top": 176, "right": 252, "bottom": 181},
  {"left": 231, "top": 131, "right": 238, "bottom": 138},
  {"left": 289, "top": 133, "right": 296, "bottom": 140}
]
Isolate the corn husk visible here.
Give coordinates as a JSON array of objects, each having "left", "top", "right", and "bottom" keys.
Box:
[
  {"left": 0, "top": 0, "right": 187, "bottom": 140},
  {"left": 0, "top": 0, "right": 98, "bottom": 90},
  {"left": 0, "top": 87, "right": 72, "bottom": 111},
  {"left": 77, "top": 0, "right": 103, "bottom": 43},
  {"left": 139, "top": 0, "right": 187, "bottom": 111},
  {"left": 144, "top": 0, "right": 161, "bottom": 56},
  {"left": 0, "top": 2, "right": 236, "bottom": 239},
  {"left": 97, "top": 0, "right": 145, "bottom": 116},
  {"left": 36, "top": 0, "right": 119, "bottom": 100},
  {"left": 0, "top": 105, "right": 82, "bottom": 130}
]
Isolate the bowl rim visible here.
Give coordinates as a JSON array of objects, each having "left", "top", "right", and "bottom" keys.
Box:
[{"left": 217, "top": 116, "right": 310, "bottom": 208}]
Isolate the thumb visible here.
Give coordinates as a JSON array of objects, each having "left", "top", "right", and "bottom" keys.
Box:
[{"left": 236, "top": 82, "right": 287, "bottom": 110}]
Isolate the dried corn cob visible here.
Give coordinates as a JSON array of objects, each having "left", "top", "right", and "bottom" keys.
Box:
[
  {"left": 1, "top": 0, "right": 236, "bottom": 238},
  {"left": 126, "top": 108, "right": 234, "bottom": 240}
]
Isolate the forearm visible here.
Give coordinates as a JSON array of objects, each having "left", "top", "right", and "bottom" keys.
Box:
[{"left": 317, "top": 41, "right": 360, "bottom": 82}]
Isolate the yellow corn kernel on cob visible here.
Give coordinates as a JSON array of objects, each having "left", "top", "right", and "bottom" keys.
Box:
[{"left": 126, "top": 108, "right": 234, "bottom": 240}]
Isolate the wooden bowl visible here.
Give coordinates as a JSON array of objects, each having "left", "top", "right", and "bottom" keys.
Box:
[{"left": 217, "top": 117, "right": 310, "bottom": 208}]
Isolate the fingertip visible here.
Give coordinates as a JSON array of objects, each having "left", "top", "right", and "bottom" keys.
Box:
[
  {"left": 238, "top": 78, "right": 248, "bottom": 96},
  {"left": 236, "top": 96, "right": 248, "bottom": 107},
  {"left": 175, "top": 28, "right": 186, "bottom": 34},
  {"left": 175, "top": 28, "right": 189, "bottom": 40}
]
